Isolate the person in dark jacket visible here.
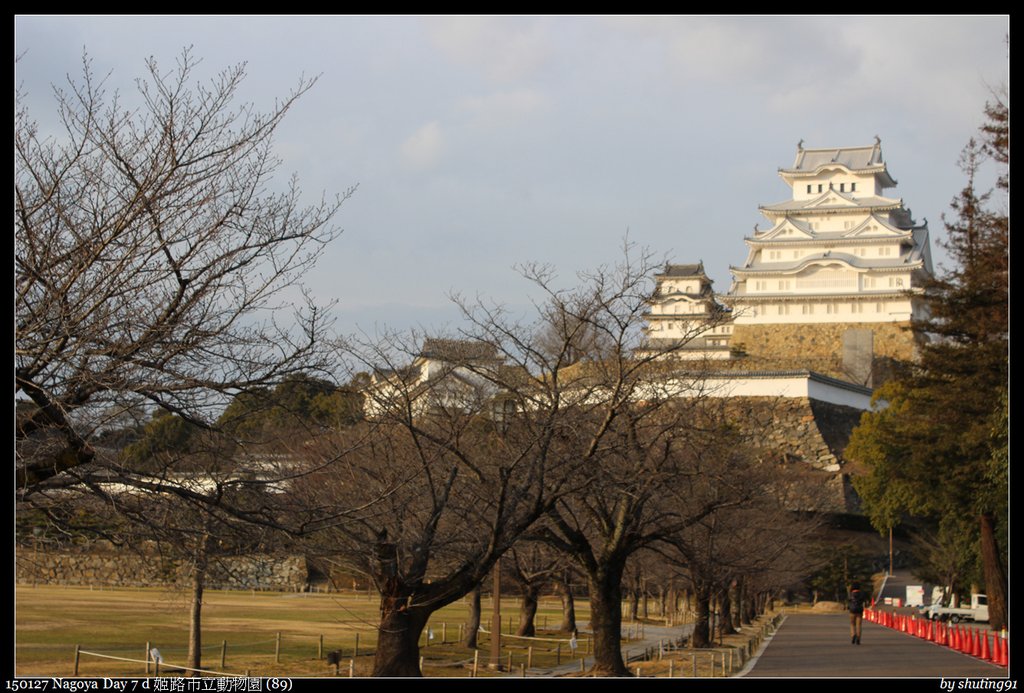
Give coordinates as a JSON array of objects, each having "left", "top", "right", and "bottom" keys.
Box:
[{"left": 848, "top": 582, "right": 867, "bottom": 644}]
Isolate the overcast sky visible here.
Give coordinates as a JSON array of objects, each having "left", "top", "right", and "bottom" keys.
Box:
[{"left": 15, "top": 15, "right": 1009, "bottom": 342}]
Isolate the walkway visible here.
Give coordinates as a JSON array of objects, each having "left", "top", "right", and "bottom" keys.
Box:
[{"left": 741, "top": 613, "right": 1008, "bottom": 678}]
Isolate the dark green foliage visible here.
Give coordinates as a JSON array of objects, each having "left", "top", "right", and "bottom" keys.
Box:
[
  {"left": 218, "top": 373, "right": 363, "bottom": 442},
  {"left": 847, "top": 94, "right": 1008, "bottom": 629},
  {"left": 804, "top": 543, "right": 875, "bottom": 603}
]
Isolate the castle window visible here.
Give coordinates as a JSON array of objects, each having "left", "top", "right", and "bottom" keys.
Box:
[
  {"left": 802, "top": 304, "right": 814, "bottom": 315},
  {"left": 850, "top": 182, "right": 857, "bottom": 192},
  {"left": 807, "top": 184, "right": 813, "bottom": 194},
  {"left": 840, "top": 183, "right": 846, "bottom": 192},
  {"left": 818, "top": 184, "right": 823, "bottom": 193}
]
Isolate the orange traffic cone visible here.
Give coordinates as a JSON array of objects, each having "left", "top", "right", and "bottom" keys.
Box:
[
  {"left": 997, "top": 634, "right": 1009, "bottom": 667},
  {"left": 980, "top": 631, "right": 991, "bottom": 661},
  {"left": 971, "top": 628, "right": 982, "bottom": 657}
]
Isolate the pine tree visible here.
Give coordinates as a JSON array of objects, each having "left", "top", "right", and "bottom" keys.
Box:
[{"left": 849, "top": 95, "right": 1008, "bottom": 629}]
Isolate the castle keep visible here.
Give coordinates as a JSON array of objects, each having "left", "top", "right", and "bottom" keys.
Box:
[{"left": 646, "top": 139, "right": 933, "bottom": 386}]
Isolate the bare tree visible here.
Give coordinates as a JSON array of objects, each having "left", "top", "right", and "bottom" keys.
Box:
[
  {"left": 657, "top": 435, "right": 825, "bottom": 648},
  {"left": 16, "top": 49, "right": 352, "bottom": 496},
  {"left": 24, "top": 425, "right": 288, "bottom": 675},
  {"left": 505, "top": 543, "right": 561, "bottom": 637},
  {"left": 532, "top": 398, "right": 751, "bottom": 675},
  {"left": 293, "top": 244, "right": 712, "bottom": 676}
]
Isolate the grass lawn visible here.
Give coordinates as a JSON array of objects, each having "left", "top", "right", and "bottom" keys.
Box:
[{"left": 15, "top": 584, "right": 587, "bottom": 678}]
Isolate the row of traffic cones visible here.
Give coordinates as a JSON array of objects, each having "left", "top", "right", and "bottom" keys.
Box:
[{"left": 864, "top": 607, "right": 1008, "bottom": 667}]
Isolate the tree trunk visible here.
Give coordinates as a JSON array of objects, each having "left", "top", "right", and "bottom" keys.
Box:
[
  {"left": 980, "top": 511, "right": 1008, "bottom": 631},
  {"left": 373, "top": 603, "right": 430, "bottom": 677},
  {"left": 721, "top": 582, "right": 738, "bottom": 635},
  {"left": 587, "top": 565, "right": 631, "bottom": 676},
  {"left": 187, "top": 536, "right": 209, "bottom": 676},
  {"left": 371, "top": 538, "right": 431, "bottom": 676},
  {"left": 516, "top": 586, "right": 539, "bottom": 637},
  {"left": 690, "top": 584, "right": 712, "bottom": 649},
  {"left": 741, "top": 579, "right": 755, "bottom": 625},
  {"left": 463, "top": 584, "right": 482, "bottom": 648},
  {"left": 559, "top": 578, "right": 577, "bottom": 633},
  {"left": 627, "top": 589, "right": 639, "bottom": 622}
]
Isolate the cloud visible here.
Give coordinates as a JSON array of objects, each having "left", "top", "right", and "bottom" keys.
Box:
[
  {"left": 399, "top": 121, "right": 444, "bottom": 172},
  {"left": 424, "top": 16, "right": 553, "bottom": 83},
  {"left": 456, "top": 88, "right": 548, "bottom": 130}
]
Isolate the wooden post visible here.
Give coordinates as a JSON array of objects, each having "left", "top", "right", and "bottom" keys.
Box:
[
  {"left": 144, "top": 641, "right": 150, "bottom": 675},
  {"left": 419, "top": 656, "right": 424, "bottom": 671},
  {"left": 349, "top": 659, "right": 354, "bottom": 678},
  {"left": 459, "top": 623, "right": 464, "bottom": 643},
  {"left": 355, "top": 633, "right": 360, "bottom": 657},
  {"left": 442, "top": 622, "right": 447, "bottom": 644},
  {"left": 318, "top": 634, "right": 323, "bottom": 659},
  {"left": 490, "top": 561, "right": 502, "bottom": 671},
  {"left": 709, "top": 652, "right": 715, "bottom": 677},
  {"left": 275, "top": 632, "right": 281, "bottom": 663},
  {"left": 669, "top": 659, "right": 674, "bottom": 678},
  {"left": 507, "top": 650, "right": 512, "bottom": 671},
  {"left": 73, "top": 645, "right": 80, "bottom": 677},
  {"left": 722, "top": 651, "right": 727, "bottom": 676},
  {"left": 579, "top": 657, "right": 585, "bottom": 672},
  {"left": 527, "top": 646, "right": 533, "bottom": 669},
  {"left": 556, "top": 643, "right": 561, "bottom": 665},
  {"left": 472, "top": 650, "right": 479, "bottom": 677},
  {"left": 691, "top": 653, "right": 697, "bottom": 677},
  {"left": 521, "top": 663, "right": 526, "bottom": 678},
  {"left": 221, "top": 640, "right": 227, "bottom": 668}
]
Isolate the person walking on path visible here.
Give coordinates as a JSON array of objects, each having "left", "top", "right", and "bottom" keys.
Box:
[{"left": 848, "top": 581, "right": 867, "bottom": 645}]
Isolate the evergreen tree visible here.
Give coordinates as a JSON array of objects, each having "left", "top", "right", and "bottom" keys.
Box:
[{"left": 848, "top": 95, "right": 1008, "bottom": 629}]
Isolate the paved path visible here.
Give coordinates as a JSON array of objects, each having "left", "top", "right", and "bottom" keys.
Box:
[
  {"left": 741, "top": 613, "right": 1008, "bottom": 678},
  {"left": 522, "top": 621, "right": 693, "bottom": 676}
]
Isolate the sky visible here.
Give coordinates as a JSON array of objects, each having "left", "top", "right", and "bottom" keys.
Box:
[{"left": 14, "top": 15, "right": 1009, "bottom": 342}]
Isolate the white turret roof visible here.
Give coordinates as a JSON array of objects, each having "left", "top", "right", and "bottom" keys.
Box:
[
  {"left": 760, "top": 191, "right": 903, "bottom": 215},
  {"left": 779, "top": 139, "right": 897, "bottom": 188}
]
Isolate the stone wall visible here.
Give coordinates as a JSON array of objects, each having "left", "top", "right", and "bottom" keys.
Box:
[
  {"left": 719, "top": 396, "right": 865, "bottom": 514},
  {"left": 15, "top": 544, "right": 308, "bottom": 591},
  {"left": 728, "top": 322, "right": 919, "bottom": 382}
]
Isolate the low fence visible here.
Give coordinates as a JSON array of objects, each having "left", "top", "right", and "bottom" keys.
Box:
[{"left": 63, "top": 609, "right": 786, "bottom": 678}]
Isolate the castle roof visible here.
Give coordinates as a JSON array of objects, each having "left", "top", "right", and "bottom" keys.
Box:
[
  {"left": 656, "top": 262, "right": 706, "bottom": 279},
  {"left": 730, "top": 252, "right": 926, "bottom": 277},
  {"left": 780, "top": 140, "right": 897, "bottom": 189},
  {"left": 760, "top": 192, "right": 902, "bottom": 215},
  {"left": 418, "top": 338, "right": 500, "bottom": 363}
]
